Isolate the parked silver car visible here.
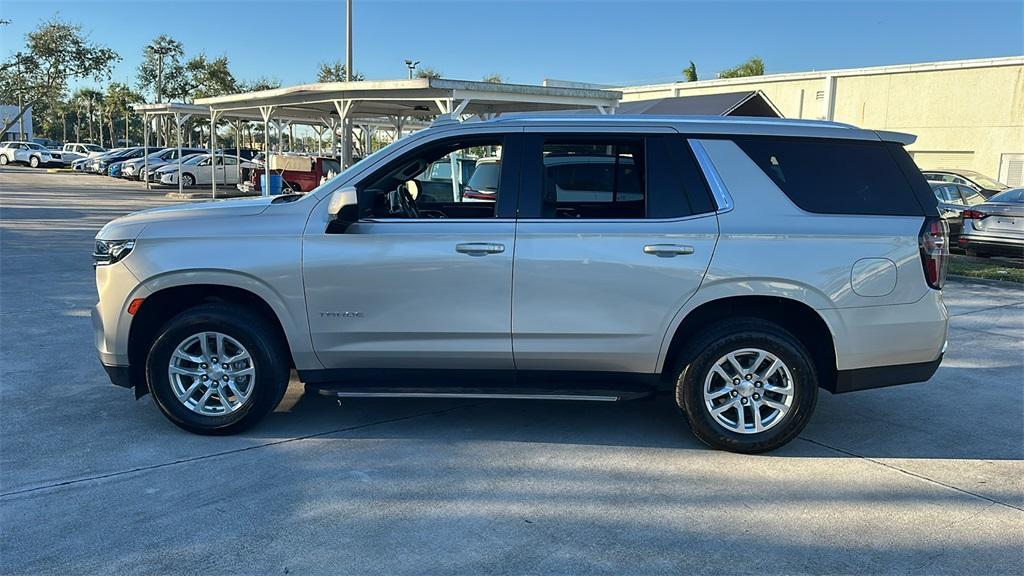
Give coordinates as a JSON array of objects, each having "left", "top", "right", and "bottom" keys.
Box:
[
  {"left": 958, "top": 188, "right": 1024, "bottom": 258},
  {"left": 92, "top": 115, "right": 949, "bottom": 453}
]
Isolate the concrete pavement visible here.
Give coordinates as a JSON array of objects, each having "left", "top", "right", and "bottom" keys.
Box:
[{"left": 1, "top": 166, "right": 1022, "bottom": 575}]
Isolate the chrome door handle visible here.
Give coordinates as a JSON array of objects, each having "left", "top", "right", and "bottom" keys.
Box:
[
  {"left": 456, "top": 242, "right": 505, "bottom": 255},
  {"left": 643, "top": 244, "right": 695, "bottom": 257}
]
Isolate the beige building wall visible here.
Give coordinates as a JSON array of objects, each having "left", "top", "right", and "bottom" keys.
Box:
[{"left": 621, "top": 57, "right": 1024, "bottom": 185}]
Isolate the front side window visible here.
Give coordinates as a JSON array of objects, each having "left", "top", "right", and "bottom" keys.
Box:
[
  {"left": 541, "top": 140, "right": 645, "bottom": 219},
  {"left": 359, "top": 136, "right": 505, "bottom": 220}
]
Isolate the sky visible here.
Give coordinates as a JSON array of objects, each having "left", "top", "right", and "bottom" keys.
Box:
[{"left": 1, "top": 0, "right": 1022, "bottom": 92}]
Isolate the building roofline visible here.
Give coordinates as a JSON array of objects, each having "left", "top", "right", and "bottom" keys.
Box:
[{"left": 621, "top": 55, "right": 1024, "bottom": 94}]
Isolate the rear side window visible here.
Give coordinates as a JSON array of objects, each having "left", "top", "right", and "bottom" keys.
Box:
[{"left": 735, "top": 137, "right": 924, "bottom": 216}]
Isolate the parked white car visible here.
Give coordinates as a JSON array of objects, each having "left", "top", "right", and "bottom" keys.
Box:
[
  {"left": 0, "top": 141, "right": 65, "bottom": 168},
  {"left": 59, "top": 143, "right": 107, "bottom": 164},
  {"left": 156, "top": 154, "right": 256, "bottom": 187}
]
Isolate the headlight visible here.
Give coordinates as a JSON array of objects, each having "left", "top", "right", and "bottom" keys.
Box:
[{"left": 93, "top": 239, "right": 135, "bottom": 266}]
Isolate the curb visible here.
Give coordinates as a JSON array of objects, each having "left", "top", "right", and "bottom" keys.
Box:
[{"left": 946, "top": 275, "right": 1024, "bottom": 288}]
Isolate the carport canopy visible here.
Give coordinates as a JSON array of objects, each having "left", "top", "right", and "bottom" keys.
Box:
[{"left": 194, "top": 78, "right": 623, "bottom": 168}]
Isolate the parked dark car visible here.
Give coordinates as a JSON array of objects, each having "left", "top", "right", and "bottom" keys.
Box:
[
  {"left": 923, "top": 169, "right": 1011, "bottom": 198},
  {"left": 959, "top": 188, "right": 1024, "bottom": 258},
  {"left": 929, "top": 181, "right": 987, "bottom": 243}
]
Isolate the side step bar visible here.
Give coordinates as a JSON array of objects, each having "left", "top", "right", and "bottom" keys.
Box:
[{"left": 317, "top": 390, "right": 620, "bottom": 402}]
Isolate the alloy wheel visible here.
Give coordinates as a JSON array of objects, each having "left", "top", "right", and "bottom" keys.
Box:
[
  {"left": 703, "top": 347, "right": 795, "bottom": 434},
  {"left": 168, "top": 331, "right": 256, "bottom": 416}
]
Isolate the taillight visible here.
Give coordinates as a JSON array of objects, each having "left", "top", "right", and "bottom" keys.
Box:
[
  {"left": 919, "top": 217, "right": 949, "bottom": 290},
  {"left": 962, "top": 209, "right": 986, "bottom": 220}
]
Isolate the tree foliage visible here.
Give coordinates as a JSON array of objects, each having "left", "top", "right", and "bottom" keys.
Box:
[
  {"left": 184, "top": 54, "right": 237, "bottom": 98},
  {"left": 317, "top": 60, "right": 364, "bottom": 82},
  {"left": 482, "top": 74, "right": 503, "bottom": 84},
  {"left": 0, "top": 17, "right": 119, "bottom": 135},
  {"left": 415, "top": 67, "right": 442, "bottom": 79},
  {"left": 238, "top": 77, "right": 282, "bottom": 92},
  {"left": 682, "top": 61, "right": 698, "bottom": 82},
  {"left": 719, "top": 57, "right": 765, "bottom": 79},
  {"left": 136, "top": 35, "right": 187, "bottom": 101}
]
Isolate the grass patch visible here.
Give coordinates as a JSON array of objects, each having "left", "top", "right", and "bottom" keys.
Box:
[{"left": 948, "top": 255, "right": 1024, "bottom": 284}]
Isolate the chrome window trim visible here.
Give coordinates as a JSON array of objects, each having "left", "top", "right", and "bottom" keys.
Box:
[{"left": 688, "top": 139, "right": 734, "bottom": 213}]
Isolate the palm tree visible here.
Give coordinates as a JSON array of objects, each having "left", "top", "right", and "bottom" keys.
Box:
[{"left": 73, "top": 88, "right": 104, "bottom": 143}]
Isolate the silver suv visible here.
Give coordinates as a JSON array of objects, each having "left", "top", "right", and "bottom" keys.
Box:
[{"left": 93, "top": 116, "right": 949, "bottom": 453}]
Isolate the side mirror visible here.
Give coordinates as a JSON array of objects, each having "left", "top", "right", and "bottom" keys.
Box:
[{"left": 327, "top": 186, "right": 359, "bottom": 233}]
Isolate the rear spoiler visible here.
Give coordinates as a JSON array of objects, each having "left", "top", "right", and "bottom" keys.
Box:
[{"left": 875, "top": 130, "right": 916, "bottom": 146}]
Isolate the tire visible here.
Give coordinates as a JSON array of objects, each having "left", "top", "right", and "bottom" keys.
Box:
[
  {"left": 183, "top": 173, "right": 195, "bottom": 187},
  {"left": 673, "top": 319, "right": 818, "bottom": 453},
  {"left": 29, "top": 156, "right": 40, "bottom": 168},
  {"left": 145, "top": 303, "right": 290, "bottom": 435},
  {"left": 0, "top": 155, "right": 8, "bottom": 165}
]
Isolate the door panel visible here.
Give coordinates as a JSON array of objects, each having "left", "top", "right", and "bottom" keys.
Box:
[
  {"left": 512, "top": 217, "right": 717, "bottom": 373},
  {"left": 303, "top": 220, "right": 515, "bottom": 370}
]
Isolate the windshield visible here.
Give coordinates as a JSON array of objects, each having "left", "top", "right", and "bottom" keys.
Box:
[
  {"left": 467, "top": 162, "right": 500, "bottom": 191},
  {"left": 971, "top": 175, "right": 1010, "bottom": 191},
  {"left": 182, "top": 154, "right": 207, "bottom": 165},
  {"left": 85, "top": 144, "right": 104, "bottom": 152},
  {"left": 987, "top": 188, "right": 1024, "bottom": 203},
  {"left": 26, "top": 143, "right": 46, "bottom": 150}
]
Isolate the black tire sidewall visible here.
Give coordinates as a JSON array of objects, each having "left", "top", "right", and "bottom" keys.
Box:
[
  {"left": 677, "top": 323, "right": 818, "bottom": 453},
  {"left": 183, "top": 173, "right": 195, "bottom": 187},
  {"left": 146, "top": 305, "right": 288, "bottom": 435}
]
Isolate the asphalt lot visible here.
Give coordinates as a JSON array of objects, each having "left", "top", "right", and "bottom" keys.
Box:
[{"left": 1, "top": 166, "right": 1022, "bottom": 575}]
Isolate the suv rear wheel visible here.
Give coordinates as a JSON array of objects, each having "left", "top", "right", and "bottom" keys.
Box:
[
  {"left": 146, "top": 303, "right": 290, "bottom": 434},
  {"left": 674, "top": 319, "right": 818, "bottom": 453}
]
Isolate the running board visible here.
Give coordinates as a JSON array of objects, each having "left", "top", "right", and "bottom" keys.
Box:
[{"left": 318, "top": 390, "right": 620, "bottom": 402}]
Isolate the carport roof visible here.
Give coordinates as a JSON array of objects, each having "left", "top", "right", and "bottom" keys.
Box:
[{"left": 191, "top": 77, "right": 623, "bottom": 119}]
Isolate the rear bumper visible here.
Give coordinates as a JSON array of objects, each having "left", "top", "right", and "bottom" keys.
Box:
[
  {"left": 959, "top": 234, "right": 1024, "bottom": 257},
  {"left": 828, "top": 353, "right": 944, "bottom": 394}
]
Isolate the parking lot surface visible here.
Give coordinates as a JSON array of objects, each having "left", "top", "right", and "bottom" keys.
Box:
[{"left": 2, "top": 166, "right": 1022, "bottom": 575}]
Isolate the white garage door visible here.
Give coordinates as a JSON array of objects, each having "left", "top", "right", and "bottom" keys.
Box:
[
  {"left": 911, "top": 151, "right": 975, "bottom": 170},
  {"left": 999, "top": 153, "right": 1024, "bottom": 187}
]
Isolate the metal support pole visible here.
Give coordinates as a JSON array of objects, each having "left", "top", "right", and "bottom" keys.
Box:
[
  {"left": 175, "top": 112, "right": 184, "bottom": 196},
  {"left": 210, "top": 109, "right": 218, "bottom": 199},
  {"left": 258, "top": 106, "right": 275, "bottom": 197},
  {"left": 236, "top": 119, "right": 242, "bottom": 186},
  {"left": 143, "top": 114, "right": 149, "bottom": 190},
  {"left": 333, "top": 100, "right": 354, "bottom": 168},
  {"left": 345, "top": 0, "right": 353, "bottom": 82}
]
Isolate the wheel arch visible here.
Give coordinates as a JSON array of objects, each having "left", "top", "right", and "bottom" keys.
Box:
[
  {"left": 126, "top": 277, "right": 303, "bottom": 397},
  {"left": 660, "top": 294, "right": 838, "bottom": 392}
]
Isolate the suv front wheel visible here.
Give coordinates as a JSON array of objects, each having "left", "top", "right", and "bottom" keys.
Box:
[
  {"left": 146, "top": 303, "right": 290, "bottom": 434},
  {"left": 674, "top": 319, "right": 818, "bottom": 453}
]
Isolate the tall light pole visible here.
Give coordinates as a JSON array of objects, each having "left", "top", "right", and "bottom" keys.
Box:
[
  {"left": 345, "top": 0, "right": 353, "bottom": 81},
  {"left": 147, "top": 44, "right": 172, "bottom": 145},
  {"left": 405, "top": 60, "right": 420, "bottom": 80}
]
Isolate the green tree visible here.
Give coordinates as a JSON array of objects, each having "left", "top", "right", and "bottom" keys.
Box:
[
  {"left": 719, "top": 57, "right": 765, "bottom": 79},
  {"left": 0, "top": 18, "right": 119, "bottom": 137},
  {"left": 414, "top": 66, "right": 442, "bottom": 79},
  {"left": 482, "top": 74, "right": 503, "bottom": 83},
  {"left": 104, "top": 82, "right": 141, "bottom": 146},
  {"left": 184, "top": 54, "right": 237, "bottom": 99},
  {"left": 238, "top": 77, "right": 282, "bottom": 92},
  {"left": 136, "top": 35, "right": 187, "bottom": 102},
  {"left": 317, "top": 60, "right": 363, "bottom": 82},
  {"left": 682, "top": 61, "right": 698, "bottom": 82},
  {"left": 72, "top": 87, "right": 103, "bottom": 143}
]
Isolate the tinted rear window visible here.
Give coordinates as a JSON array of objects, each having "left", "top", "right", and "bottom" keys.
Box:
[
  {"left": 735, "top": 137, "right": 924, "bottom": 216},
  {"left": 468, "top": 162, "right": 500, "bottom": 191}
]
